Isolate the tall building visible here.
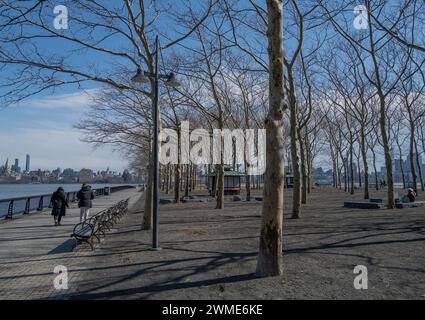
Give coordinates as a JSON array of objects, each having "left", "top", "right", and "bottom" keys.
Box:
[
  {"left": 12, "top": 158, "right": 21, "bottom": 174},
  {"left": 3, "top": 158, "right": 11, "bottom": 175},
  {"left": 25, "top": 154, "right": 30, "bottom": 172}
]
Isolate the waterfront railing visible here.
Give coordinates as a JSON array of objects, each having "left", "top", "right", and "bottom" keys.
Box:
[{"left": 0, "top": 185, "right": 137, "bottom": 220}]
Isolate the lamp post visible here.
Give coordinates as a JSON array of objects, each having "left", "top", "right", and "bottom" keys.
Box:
[{"left": 132, "top": 35, "right": 180, "bottom": 250}]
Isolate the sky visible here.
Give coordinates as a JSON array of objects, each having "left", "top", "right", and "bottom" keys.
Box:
[
  {"left": 0, "top": 90, "right": 126, "bottom": 172},
  {"left": 0, "top": 2, "right": 134, "bottom": 173},
  {"left": 0, "top": 1, "right": 388, "bottom": 173}
]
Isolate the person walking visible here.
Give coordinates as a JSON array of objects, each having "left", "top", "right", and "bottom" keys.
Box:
[
  {"left": 77, "top": 183, "right": 95, "bottom": 222},
  {"left": 50, "top": 187, "right": 69, "bottom": 226},
  {"left": 407, "top": 188, "right": 417, "bottom": 203}
]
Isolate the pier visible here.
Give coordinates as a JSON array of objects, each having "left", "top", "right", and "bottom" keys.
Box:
[
  {"left": 0, "top": 187, "right": 141, "bottom": 299},
  {"left": 0, "top": 186, "right": 424, "bottom": 300}
]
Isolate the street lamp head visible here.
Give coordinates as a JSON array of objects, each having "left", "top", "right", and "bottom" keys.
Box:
[
  {"left": 165, "top": 72, "right": 181, "bottom": 88},
  {"left": 131, "top": 68, "right": 150, "bottom": 84}
]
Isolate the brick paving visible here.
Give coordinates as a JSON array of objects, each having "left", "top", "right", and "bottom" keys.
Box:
[
  {"left": 1, "top": 186, "right": 424, "bottom": 300},
  {"left": 62, "top": 187, "right": 424, "bottom": 300},
  {"left": 0, "top": 188, "right": 142, "bottom": 300}
]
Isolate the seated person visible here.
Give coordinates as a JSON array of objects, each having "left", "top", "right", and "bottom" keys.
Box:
[{"left": 407, "top": 188, "right": 417, "bottom": 203}]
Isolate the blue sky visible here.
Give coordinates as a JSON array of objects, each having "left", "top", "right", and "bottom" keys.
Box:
[
  {"left": 0, "top": 1, "right": 369, "bottom": 173},
  {"left": 0, "top": 90, "right": 125, "bottom": 172},
  {"left": 0, "top": 0, "right": 211, "bottom": 173},
  {"left": 0, "top": 1, "right": 132, "bottom": 172}
]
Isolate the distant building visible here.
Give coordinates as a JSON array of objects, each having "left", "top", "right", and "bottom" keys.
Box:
[
  {"left": 11, "top": 158, "right": 21, "bottom": 174},
  {"left": 62, "top": 168, "right": 78, "bottom": 181},
  {"left": 52, "top": 168, "right": 61, "bottom": 180},
  {"left": 2, "top": 158, "right": 11, "bottom": 176},
  {"left": 25, "top": 154, "right": 30, "bottom": 172},
  {"left": 393, "top": 153, "right": 424, "bottom": 183},
  {"left": 79, "top": 168, "right": 94, "bottom": 183}
]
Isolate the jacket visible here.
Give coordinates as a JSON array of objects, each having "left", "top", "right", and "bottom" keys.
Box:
[
  {"left": 51, "top": 190, "right": 69, "bottom": 216},
  {"left": 77, "top": 186, "right": 95, "bottom": 208}
]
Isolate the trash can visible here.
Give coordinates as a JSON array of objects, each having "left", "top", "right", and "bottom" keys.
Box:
[{"left": 104, "top": 187, "right": 111, "bottom": 196}]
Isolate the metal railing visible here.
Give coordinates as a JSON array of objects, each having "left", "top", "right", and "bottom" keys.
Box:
[{"left": 0, "top": 185, "right": 136, "bottom": 220}]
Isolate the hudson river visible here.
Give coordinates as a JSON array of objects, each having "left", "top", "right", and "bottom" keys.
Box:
[
  {"left": 0, "top": 183, "right": 133, "bottom": 201},
  {"left": 0, "top": 183, "right": 137, "bottom": 218}
]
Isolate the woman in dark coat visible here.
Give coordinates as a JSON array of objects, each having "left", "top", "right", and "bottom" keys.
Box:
[{"left": 51, "top": 187, "right": 69, "bottom": 226}]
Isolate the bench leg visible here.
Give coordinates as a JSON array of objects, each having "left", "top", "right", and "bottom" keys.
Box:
[{"left": 93, "top": 233, "right": 101, "bottom": 243}]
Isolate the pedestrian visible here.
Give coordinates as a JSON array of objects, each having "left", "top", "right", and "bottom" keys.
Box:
[
  {"left": 76, "top": 183, "right": 95, "bottom": 222},
  {"left": 50, "top": 187, "right": 69, "bottom": 226},
  {"left": 407, "top": 188, "right": 417, "bottom": 203}
]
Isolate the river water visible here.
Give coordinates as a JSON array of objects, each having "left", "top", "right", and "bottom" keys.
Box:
[
  {"left": 0, "top": 183, "right": 137, "bottom": 218},
  {"left": 0, "top": 183, "right": 133, "bottom": 200}
]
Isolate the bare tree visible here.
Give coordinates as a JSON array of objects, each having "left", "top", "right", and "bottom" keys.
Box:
[{"left": 256, "top": 0, "right": 286, "bottom": 277}]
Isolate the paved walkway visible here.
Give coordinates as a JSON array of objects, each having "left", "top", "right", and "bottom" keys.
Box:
[
  {"left": 64, "top": 188, "right": 424, "bottom": 300},
  {"left": 1, "top": 187, "right": 424, "bottom": 300},
  {"left": 0, "top": 188, "right": 142, "bottom": 299}
]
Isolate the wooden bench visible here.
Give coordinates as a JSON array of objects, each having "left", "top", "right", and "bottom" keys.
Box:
[
  {"left": 344, "top": 202, "right": 383, "bottom": 209},
  {"left": 70, "top": 198, "right": 129, "bottom": 250}
]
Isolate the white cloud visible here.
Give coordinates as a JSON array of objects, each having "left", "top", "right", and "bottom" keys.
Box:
[
  {"left": 19, "top": 89, "right": 100, "bottom": 110},
  {"left": 0, "top": 89, "right": 127, "bottom": 172}
]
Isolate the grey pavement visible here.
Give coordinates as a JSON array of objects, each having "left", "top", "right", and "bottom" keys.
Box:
[
  {"left": 0, "top": 188, "right": 142, "bottom": 299},
  {"left": 1, "top": 186, "right": 424, "bottom": 300}
]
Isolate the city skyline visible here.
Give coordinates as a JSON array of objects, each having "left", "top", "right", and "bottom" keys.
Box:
[
  {"left": 0, "top": 153, "right": 125, "bottom": 173},
  {"left": 0, "top": 91, "right": 127, "bottom": 172}
]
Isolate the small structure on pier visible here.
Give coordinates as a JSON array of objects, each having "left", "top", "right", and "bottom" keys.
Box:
[
  {"left": 205, "top": 167, "right": 244, "bottom": 196},
  {"left": 285, "top": 172, "right": 294, "bottom": 188}
]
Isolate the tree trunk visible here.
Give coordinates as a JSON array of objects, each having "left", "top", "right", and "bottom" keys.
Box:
[
  {"left": 349, "top": 144, "right": 355, "bottom": 195},
  {"left": 298, "top": 130, "right": 307, "bottom": 204},
  {"left": 165, "top": 164, "right": 170, "bottom": 195},
  {"left": 409, "top": 119, "right": 418, "bottom": 192},
  {"left": 245, "top": 158, "right": 252, "bottom": 201},
  {"left": 185, "top": 164, "right": 190, "bottom": 197},
  {"left": 414, "top": 140, "right": 424, "bottom": 192},
  {"left": 361, "top": 133, "right": 370, "bottom": 199},
  {"left": 397, "top": 143, "right": 406, "bottom": 189},
  {"left": 306, "top": 136, "right": 313, "bottom": 194},
  {"left": 366, "top": 2, "right": 395, "bottom": 208},
  {"left": 336, "top": 153, "right": 342, "bottom": 189},
  {"left": 372, "top": 149, "right": 379, "bottom": 190},
  {"left": 216, "top": 163, "right": 225, "bottom": 209},
  {"left": 357, "top": 157, "right": 362, "bottom": 188},
  {"left": 256, "top": 0, "right": 285, "bottom": 277},
  {"left": 331, "top": 145, "right": 337, "bottom": 188},
  {"left": 288, "top": 68, "right": 301, "bottom": 219},
  {"left": 174, "top": 165, "right": 181, "bottom": 203},
  {"left": 180, "top": 164, "right": 184, "bottom": 191},
  {"left": 343, "top": 155, "right": 348, "bottom": 192}
]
